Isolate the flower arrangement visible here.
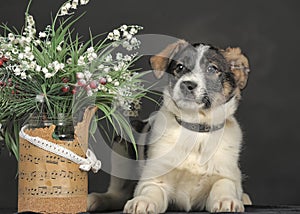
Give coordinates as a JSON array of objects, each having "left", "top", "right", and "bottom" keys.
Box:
[{"left": 0, "top": 0, "right": 146, "bottom": 159}]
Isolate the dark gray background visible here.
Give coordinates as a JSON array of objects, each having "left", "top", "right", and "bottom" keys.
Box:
[{"left": 1, "top": 0, "right": 300, "bottom": 209}]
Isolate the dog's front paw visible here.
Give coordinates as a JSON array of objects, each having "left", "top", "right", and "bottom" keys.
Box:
[
  {"left": 209, "top": 198, "right": 244, "bottom": 213},
  {"left": 123, "top": 196, "right": 158, "bottom": 214}
]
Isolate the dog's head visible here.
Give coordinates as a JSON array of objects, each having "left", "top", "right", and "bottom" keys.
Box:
[{"left": 150, "top": 40, "right": 250, "bottom": 111}]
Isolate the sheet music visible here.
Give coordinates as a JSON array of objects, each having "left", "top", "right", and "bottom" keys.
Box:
[{"left": 18, "top": 130, "right": 88, "bottom": 198}]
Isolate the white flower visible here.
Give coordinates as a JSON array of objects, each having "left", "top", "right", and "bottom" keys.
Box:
[
  {"left": 107, "top": 77, "right": 112, "bottom": 82},
  {"left": 39, "top": 32, "right": 47, "bottom": 38},
  {"left": 35, "top": 94, "right": 45, "bottom": 103},
  {"left": 67, "top": 58, "right": 72, "bottom": 64},
  {"left": 25, "top": 52, "right": 34, "bottom": 61},
  {"left": 12, "top": 48, "right": 19, "bottom": 54},
  {"left": 78, "top": 56, "right": 85, "bottom": 65},
  {"left": 47, "top": 62, "right": 52, "bottom": 69},
  {"left": 14, "top": 67, "right": 21, "bottom": 76},
  {"left": 36, "top": 65, "right": 41, "bottom": 72},
  {"left": 8, "top": 33, "right": 15, "bottom": 41},
  {"left": 122, "top": 41, "right": 130, "bottom": 49},
  {"left": 104, "top": 54, "right": 112, "bottom": 62},
  {"left": 50, "top": 61, "right": 64, "bottom": 72},
  {"left": 113, "top": 29, "right": 120, "bottom": 36},
  {"left": 88, "top": 52, "right": 97, "bottom": 62},
  {"left": 123, "top": 55, "right": 132, "bottom": 61},
  {"left": 130, "top": 37, "right": 138, "bottom": 45},
  {"left": 113, "top": 29, "right": 120, "bottom": 40},
  {"left": 113, "top": 65, "right": 119, "bottom": 71},
  {"left": 29, "top": 61, "right": 36, "bottom": 70},
  {"left": 25, "top": 37, "right": 32, "bottom": 44},
  {"left": 56, "top": 45, "right": 62, "bottom": 52},
  {"left": 21, "top": 71, "right": 27, "bottom": 79},
  {"left": 18, "top": 53, "right": 24, "bottom": 60},
  {"left": 17, "top": 37, "right": 24, "bottom": 46},
  {"left": 80, "top": 0, "right": 89, "bottom": 5},
  {"left": 65, "top": 2, "right": 72, "bottom": 9},
  {"left": 126, "top": 33, "right": 132, "bottom": 40},
  {"left": 118, "top": 61, "right": 125, "bottom": 69},
  {"left": 42, "top": 67, "right": 49, "bottom": 74},
  {"left": 114, "top": 81, "right": 120, "bottom": 87},
  {"left": 60, "top": 7, "right": 68, "bottom": 15},
  {"left": 122, "top": 30, "right": 128, "bottom": 37},
  {"left": 87, "top": 46, "right": 94, "bottom": 53},
  {"left": 34, "top": 39, "right": 41, "bottom": 45},
  {"left": 107, "top": 32, "right": 114, "bottom": 40},
  {"left": 24, "top": 46, "right": 31, "bottom": 53},
  {"left": 26, "top": 26, "right": 36, "bottom": 37},
  {"left": 129, "top": 27, "right": 138, "bottom": 35},
  {"left": 26, "top": 15, "right": 35, "bottom": 26},
  {"left": 84, "top": 70, "right": 92, "bottom": 80},
  {"left": 116, "top": 52, "right": 123, "bottom": 61},
  {"left": 104, "top": 67, "right": 110, "bottom": 73},
  {"left": 71, "top": 1, "right": 78, "bottom": 9},
  {"left": 120, "top": 25, "right": 128, "bottom": 31},
  {"left": 45, "top": 72, "right": 53, "bottom": 78},
  {"left": 60, "top": 63, "right": 65, "bottom": 70},
  {"left": 4, "top": 52, "right": 11, "bottom": 59}
]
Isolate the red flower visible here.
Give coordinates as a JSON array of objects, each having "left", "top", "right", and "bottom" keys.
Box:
[
  {"left": 62, "top": 77, "right": 69, "bottom": 83},
  {"left": 99, "top": 77, "right": 107, "bottom": 85},
  {"left": 89, "top": 80, "right": 98, "bottom": 89},
  {"left": 61, "top": 85, "right": 70, "bottom": 93},
  {"left": 71, "top": 88, "right": 76, "bottom": 94}
]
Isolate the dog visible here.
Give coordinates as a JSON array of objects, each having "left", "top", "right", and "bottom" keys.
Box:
[{"left": 88, "top": 40, "right": 251, "bottom": 213}]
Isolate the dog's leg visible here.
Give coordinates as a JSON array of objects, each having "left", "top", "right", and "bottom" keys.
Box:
[
  {"left": 123, "top": 181, "right": 169, "bottom": 214},
  {"left": 88, "top": 177, "right": 136, "bottom": 211},
  {"left": 87, "top": 139, "right": 137, "bottom": 212},
  {"left": 206, "top": 178, "right": 244, "bottom": 213}
]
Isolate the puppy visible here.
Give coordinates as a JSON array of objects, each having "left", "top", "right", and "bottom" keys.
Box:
[{"left": 88, "top": 40, "right": 251, "bottom": 213}]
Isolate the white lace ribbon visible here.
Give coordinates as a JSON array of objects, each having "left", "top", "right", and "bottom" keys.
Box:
[{"left": 19, "top": 125, "right": 101, "bottom": 173}]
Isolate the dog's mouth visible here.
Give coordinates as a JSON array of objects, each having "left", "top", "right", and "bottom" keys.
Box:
[{"left": 174, "top": 94, "right": 211, "bottom": 110}]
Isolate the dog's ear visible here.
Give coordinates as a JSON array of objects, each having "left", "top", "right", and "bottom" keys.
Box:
[
  {"left": 150, "top": 40, "right": 188, "bottom": 79},
  {"left": 221, "top": 47, "right": 250, "bottom": 90}
]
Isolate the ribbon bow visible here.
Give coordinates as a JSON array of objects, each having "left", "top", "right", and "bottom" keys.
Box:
[{"left": 79, "top": 149, "right": 102, "bottom": 173}]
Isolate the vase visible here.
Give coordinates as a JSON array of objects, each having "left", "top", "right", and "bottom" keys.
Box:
[{"left": 18, "top": 107, "right": 98, "bottom": 214}]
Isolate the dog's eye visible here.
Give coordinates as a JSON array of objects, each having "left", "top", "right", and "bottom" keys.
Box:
[
  {"left": 207, "top": 65, "right": 219, "bottom": 73},
  {"left": 176, "top": 64, "right": 184, "bottom": 71}
]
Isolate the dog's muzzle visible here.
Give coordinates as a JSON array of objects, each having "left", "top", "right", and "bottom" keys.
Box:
[{"left": 180, "top": 81, "right": 211, "bottom": 108}]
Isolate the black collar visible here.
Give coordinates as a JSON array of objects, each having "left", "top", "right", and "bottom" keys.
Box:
[{"left": 175, "top": 116, "right": 225, "bottom": 133}]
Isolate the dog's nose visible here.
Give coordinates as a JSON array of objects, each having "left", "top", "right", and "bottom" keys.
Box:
[{"left": 180, "top": 81, "right": 198, "bottom": 91}]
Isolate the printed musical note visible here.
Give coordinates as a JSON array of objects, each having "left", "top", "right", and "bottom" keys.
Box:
[
  {"left": 38, "top": 186, "right": 47, "bottom": 195},
  {"left": 52, "top": 186, "right": 62, "bottom": 195},
  {"left": 19, "top": 138, "right": 88, "bottom": 199},
  {"left": 46, "top": 155, "right": 58, "bottom": 165}
]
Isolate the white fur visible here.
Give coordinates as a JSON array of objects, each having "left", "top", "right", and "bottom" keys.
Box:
[{"left": 124, "top": 87, "right": 245, "bottom": 213}]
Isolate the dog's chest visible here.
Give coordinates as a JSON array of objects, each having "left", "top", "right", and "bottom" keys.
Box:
[{"left": 167, "top": 164, "right": 221, "bottom": 211}]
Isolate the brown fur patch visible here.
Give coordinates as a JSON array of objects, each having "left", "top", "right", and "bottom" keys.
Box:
[
  {"left": 222, "top": 47, "right": 250, "bottom": 90},
  {"left": 223, "top": 81, "right": 233, "bottom": 97},
  {"left": 150, "top": 40, "right": 188, "bottom": 79}
]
